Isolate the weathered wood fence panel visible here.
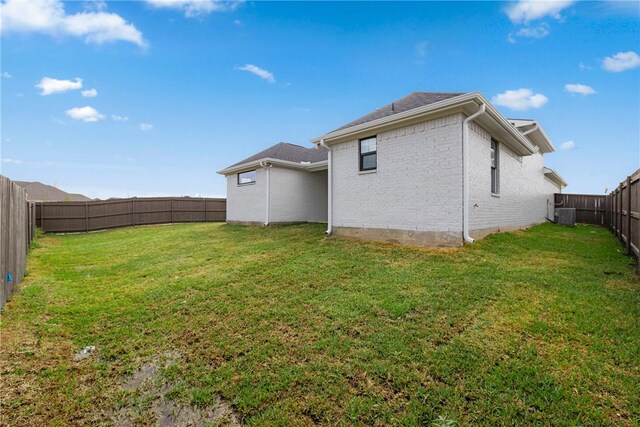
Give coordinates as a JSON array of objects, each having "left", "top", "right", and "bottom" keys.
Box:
[
  {"left": 556, "top": 168, "right": 640, "bottom": 269},
  {"left": 36, "top": 197, "right": 226, "bottom": 233},
  {"left": 1, "top": 175, "right": 36, "bottom": 308},
  {"left": 554, "top": 193, "right": 608, "bottom": 225}
]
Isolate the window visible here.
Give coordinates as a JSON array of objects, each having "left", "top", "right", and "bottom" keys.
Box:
[
  {"left": 238, "top": 170, "right": 256, "bottom": 185},
  {"left": 491, "top": 139, "right": 499, "bottom": 194},
  {"left": 359, "top": 136, "right": 377, "bottom": 171}
]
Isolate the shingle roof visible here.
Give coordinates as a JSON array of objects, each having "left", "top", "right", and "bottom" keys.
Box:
[
  {"left": 228, "top": 142, "right": 328, "bottom": 168},
  {"left": 332, "top": 91, "right": 468, "bottom": 132},
  {"left": 14, "top": 181, "right": 92, "bottom": 201}
]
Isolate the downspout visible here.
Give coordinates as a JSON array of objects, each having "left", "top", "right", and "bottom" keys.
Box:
[
  {"left": 521, "top": 123, "right": 540, "bottom": 154},
  {"left": 521, "top": 122, "right": 539, "bottom": 136},
  {"left": 317, "top": 139, "right": 332, "bottom": 234},
  {"left": 463, "top": 103, "right": 486, "bottom": 243},
  {"left": 259, "top": 160, "right": 272, "bottom": 226}
]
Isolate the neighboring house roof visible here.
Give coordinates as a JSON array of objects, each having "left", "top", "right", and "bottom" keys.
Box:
[
  {"left": 332, "top": 92, "right": 467, "bottom": 132},
  {"left": 543, "top": 168, "right": 568, "bottom": 188},
  {"left": 14, "top": 181, "right": 92, "bottom": 201},
  {"left": 312, "top": 92, "right": 556, "bottom": 157},
  {"left": 218, "top": 142, "right": 328, "bottom": 175}
]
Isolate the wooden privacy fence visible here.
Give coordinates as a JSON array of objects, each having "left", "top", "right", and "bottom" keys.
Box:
[
  {"left": 554, "top": 193, "right": 610, "bottom": 225},
  {"left": 555, "top": 168, "right": 639, "bottom": 268},
  {"left": 36, "top": 197, "right": 226, "bottom": 233},
  {"left": 610, "top": 169, "right": 639, "bottom": 263},
  {"left": 1, "top": 175, "right": 36, "bottom": 308}
]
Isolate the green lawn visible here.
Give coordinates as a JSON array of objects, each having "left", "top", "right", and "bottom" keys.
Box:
[{"left": 1, "top": 223, "right": 638, "bottom": 425}]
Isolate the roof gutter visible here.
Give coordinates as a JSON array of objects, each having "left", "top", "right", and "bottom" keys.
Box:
[
  {"left": 217, "top": 158, "right": 328, "bottom": 176},
  {"left": 463, "top": 102, "right": 486, "bottom": 244},
  {"left": 316, "top": 139, "right": 332, "bottom": 234},
  {"left": 311, "top": 92, "right": 536, "bottom": 156}
]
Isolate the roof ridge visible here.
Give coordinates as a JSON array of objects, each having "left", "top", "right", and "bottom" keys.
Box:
[{"left": 329, "top": 91, "right": 469, "bottom": 133}]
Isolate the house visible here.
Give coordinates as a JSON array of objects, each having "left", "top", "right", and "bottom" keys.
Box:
[
  {"left": 217, "top": 142, "right": 328, "bottom": 225},
  {"left": 218, "top": 91, "right": 566, "bottom": 246},
  {"left": 14, "top": 181, "right": 92, "bottom": 202}
]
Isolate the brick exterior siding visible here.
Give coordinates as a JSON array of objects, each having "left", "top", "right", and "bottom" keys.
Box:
[
  {"left": 467, "top": 122, "right": 561, "bottom": 236},
  {"left": 226, "top": 166, "right": 327, "bottom": 224},
  {"left": 332, "top": 114, "right": 464, "bottom": 238}
]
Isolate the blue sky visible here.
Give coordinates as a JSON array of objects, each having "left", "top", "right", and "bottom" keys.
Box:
[{"left": 1, "top": 0, "right": 639, "bottom": 198}]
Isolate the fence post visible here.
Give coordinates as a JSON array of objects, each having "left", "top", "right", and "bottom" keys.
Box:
[
  {"left": 204, "top": 197, "right": 207, "bottom": 222},
  {"left": 132, "top": 198, "right": 135, "bottom": 227},
  {"left": 625, "top": 176, "right": 631, "bottom": 254},
  {"left": 85, "top": 201, "right": 89, "bottom": 232},
  {"left": 41, "top": 201, "right": 45, "bottom": 232},
  {"left": 620, "top": 186, "right": 624, "bottom": 238},
  {"left": 170, "top": 198, "right": 174, "bottom": 224}
]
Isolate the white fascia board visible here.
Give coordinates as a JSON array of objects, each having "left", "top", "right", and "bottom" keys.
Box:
[
  {"left": 544, "top": 167, "right": 568, "bottom": 187},
  {"left": 217, "top": 158, "right": 328, "bottom": 175},
  {"left": 311, "top": 92, "right": 536, "bottom": 156},
  {"left": 533, "top": 124, "right": 555, "bottom": 153}
]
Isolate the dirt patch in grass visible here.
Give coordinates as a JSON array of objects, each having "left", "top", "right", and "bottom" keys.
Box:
[{"left": 111, "top": 351, "right": 239, "bottom": 426}]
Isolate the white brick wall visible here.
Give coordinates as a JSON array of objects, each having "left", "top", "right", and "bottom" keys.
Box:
[
  {"left": 226, "top": 166, "right": 327, "bottom": 224},
  {"left": 226, "top": 168, "right": 267, "bottom": 223},
  {"left": 467, "top": 122, "right": 561, "bottom": 232},
  {"left": 270, "top": 168, "right": 327, "bottom": 223},
  {"left": 332, "top": 113, "right": 464, "bottom": 233}
]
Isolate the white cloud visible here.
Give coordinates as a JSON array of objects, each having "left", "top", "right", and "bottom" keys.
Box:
[
  {"left": 145, "top": 0, "right": 231, "bottom": 18},
  {"left": 66, "top": 106, "right": 105, "bottom": 122},
  {"left": 602, "top": 51, "right": 640, "bottom": 72},
  {"left": 1, "top": 158, "right": 22, "bottom": 164},
  {"left": 1, "top": 71, "right": 12, "bottom": 78},
  {"left": 560, "top": 140, "right": 576, "bottom": 150},
  {"left": 515, "top": 23, "right": 550, "bottom": 39},
  {"left": 565, "top": 83, "right": 596, "bottom": 95},
  {"left": 415, "top": 40, "right": 428, "bottom": 57},
  {"left": 81, "top": 88, "right": 98, "bottom": 97},
  {"left": 505, "top": 0, "right": 575, "bottom": 23},
  {"left": 84, "top": 0, "right": 107, "bottom": 12},
  {"left": 111, "top": 114, "right": 129, "bottom": 121},
  {"left": 579, "top": 62, "right": 593, "bottom": 70},
  {"left": 233, "top": 19, "right": 242, "bottom": 26},
  {"left": 0, "top": 0, "right": 146, "bottom": 47},
  {"left": 139, "top": 123, "right": 153, "bottom": 131},
  {"left": 237, "top": 64, "right": 275, "bottom": 83},
  {"left": 492, "top": 88, "right": 549, "bottom": 110},
  {"left": 36, "top": 77, "right": 83, "bottom": 95}
]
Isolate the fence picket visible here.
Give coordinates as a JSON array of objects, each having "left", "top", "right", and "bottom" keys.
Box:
[
  {"left": 35, "top": 197, "right": 226, "bottom": 233},
  {"left": 0, "top": 175, "right": 35, "bottom": 308}
]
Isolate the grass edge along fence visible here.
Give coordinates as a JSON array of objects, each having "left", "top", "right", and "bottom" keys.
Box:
[
  {"left": 555, "top": 168, "right": 639, "bottom": 271},
  {"left": 36, "top": 197, "right": 226, "bottom": 233},
  {"left": 1, "top": 175, "right": 36, "bottom": 308}
]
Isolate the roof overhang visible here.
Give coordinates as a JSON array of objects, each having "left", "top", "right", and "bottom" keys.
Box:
[
  {"left": 310, "top": 92, "right": 538, "bottom": 157},
  {"left": 544, "top": 167, "right": 568, "bottom": 188},
  {"left": 217, "top": 158, "right": 328, "bottom": 175},
  {"left": 510, "top": 119, "right": 555, "bottom": 153}
]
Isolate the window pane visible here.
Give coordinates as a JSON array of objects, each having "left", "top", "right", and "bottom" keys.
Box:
[
  {"left": 491, "top": 169, "right": 497, "bottom": 193},
  {"left": 238, "top": 170, "right": 256, "bottom": 184},
  {"left": 360, "top": 137, "right": 376, "bottom": 154},
  {"left": 362, "top": 153, "right": 377, "bottom": 170}
]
